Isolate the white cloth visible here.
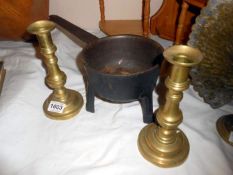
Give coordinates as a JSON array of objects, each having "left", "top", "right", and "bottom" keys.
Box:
[{"left": 0, "top": 30, "right": 232, "bottom": 175}]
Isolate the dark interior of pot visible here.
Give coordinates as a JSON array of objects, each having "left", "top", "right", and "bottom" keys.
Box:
[{"left": 83, "top": 35, "right": 163, "bottom": 75}]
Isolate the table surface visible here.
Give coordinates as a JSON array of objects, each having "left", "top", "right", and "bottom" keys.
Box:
[{"left": 0, "top": 29, "right": 232, "bottom": 175}]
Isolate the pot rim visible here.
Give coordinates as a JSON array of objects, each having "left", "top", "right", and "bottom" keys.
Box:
[{"left": 82, "top": 34, "right": 164, "bottom": 77}]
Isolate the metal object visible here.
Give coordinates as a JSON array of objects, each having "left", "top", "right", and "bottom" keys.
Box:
[
  {"left": 188, "top": 0, "right": 233, "bottom": 148},
  {"left": 216, "top": 114, "right": 233, "bottom": 146},
  {"left": 138, "top": 45, "right": 203, "bottom": 167},
  {"left": 50, "top": 15, "right": 164, "bottom": 123},
  {"left": 188, "top": 0, "right": 233, "bottom": 108},
  {"left": 27, "top": 20, "right": 83, "bottom": 120}
]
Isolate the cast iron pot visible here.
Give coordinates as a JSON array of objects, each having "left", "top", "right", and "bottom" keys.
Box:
[{"left": 50, "top": 15, "right": 164, "bottom": 123}]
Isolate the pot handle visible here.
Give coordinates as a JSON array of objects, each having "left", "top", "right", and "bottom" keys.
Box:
[{"left": 49, "top": 15, "right": 99, "bottom": 45}]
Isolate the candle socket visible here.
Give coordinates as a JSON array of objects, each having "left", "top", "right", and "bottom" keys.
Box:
[
  {"left": 27, "top": 20, "right": 83, "bottom": 120},
  {"left": 138, "top": 45, "right": 203, "bottom": 167}
]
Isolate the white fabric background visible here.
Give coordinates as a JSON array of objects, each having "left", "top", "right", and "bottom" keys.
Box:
[{"left": 0, "top": 30, "right": 232, "bottom": 175}]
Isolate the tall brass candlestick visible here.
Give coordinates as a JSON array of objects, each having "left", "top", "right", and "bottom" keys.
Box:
[
  {"left": 27, "top": 20, "right": 83, "bottom": 120},
  {"left": 138, "top": 45, "right": 203, "bottom": 168}
]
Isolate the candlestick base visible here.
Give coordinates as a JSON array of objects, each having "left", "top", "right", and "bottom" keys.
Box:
[
  {"left": 138, "top": 123, "right": 189, "bottom": 168},
  {"left": 43, "top": 89, "right": 83, "bottom": 120}
]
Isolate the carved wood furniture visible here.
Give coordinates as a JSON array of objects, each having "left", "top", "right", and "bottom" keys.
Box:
[
  {"left": 175, "top": 0, "right": 207, "bottom": 44},
  {"left": 150, "top": 0, "right": 180, "bottom": 41},
  {"left": 150, "top": 0, "right": 206, "bottom": 43},
  {"left": 0, "top": 0, "right": 49, "bottom": 40},
  {"left": 99, "top": 0, "right": 150, "bottom": 37}
]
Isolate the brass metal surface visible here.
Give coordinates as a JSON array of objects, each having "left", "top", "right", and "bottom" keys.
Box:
[
  {"left": 138, "top": 45, "right": 203, "bottom": 168},
  {"left": 27, "top": 20, "right": 83, "bottom": 120},
  {"left": 216, "top": 114, "right": 233, "bottom": 146}
]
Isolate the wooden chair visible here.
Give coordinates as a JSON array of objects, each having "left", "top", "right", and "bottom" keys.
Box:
[
  {"left": 149, "top": 0, "right": 202, "bottom": 42},
  {"left": 175, "top": 0, "right": 207, "bottom": 44},
  {"left": 99, "top": 0, "right": 150, "bottom": 37}
]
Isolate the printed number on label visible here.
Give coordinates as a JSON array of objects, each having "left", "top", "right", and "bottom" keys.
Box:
[{"left": 48, "top": 101, "right": 65, "bottom": 113}]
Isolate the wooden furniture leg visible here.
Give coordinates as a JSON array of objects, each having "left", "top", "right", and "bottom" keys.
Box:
[
  {"left": 99, "top": 0, "right": 105, "bottom": 25},
  {"left": 143, "top": 0, "right": 150, "bottom": 37},
  {"left": 175, "top": 1, "right": 189, "bottom": 44}
]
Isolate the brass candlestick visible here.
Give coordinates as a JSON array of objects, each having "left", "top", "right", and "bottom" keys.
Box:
[
  {"left": 138, "top": 45, "right": 203, "bottom": 168},
  {"left": 27, "top": 20, "right": 83, "bottom": 120},
  {"left": 216, "top": 114, "right": 233, "bottom": 146}
]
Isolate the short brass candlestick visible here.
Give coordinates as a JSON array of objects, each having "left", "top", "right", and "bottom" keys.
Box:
[
  {"left": 138, "top": 45, "right": 203, "bottom": 168},
  {"left": 27, "top": 20, "right": 83, "bottom": 120}
]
